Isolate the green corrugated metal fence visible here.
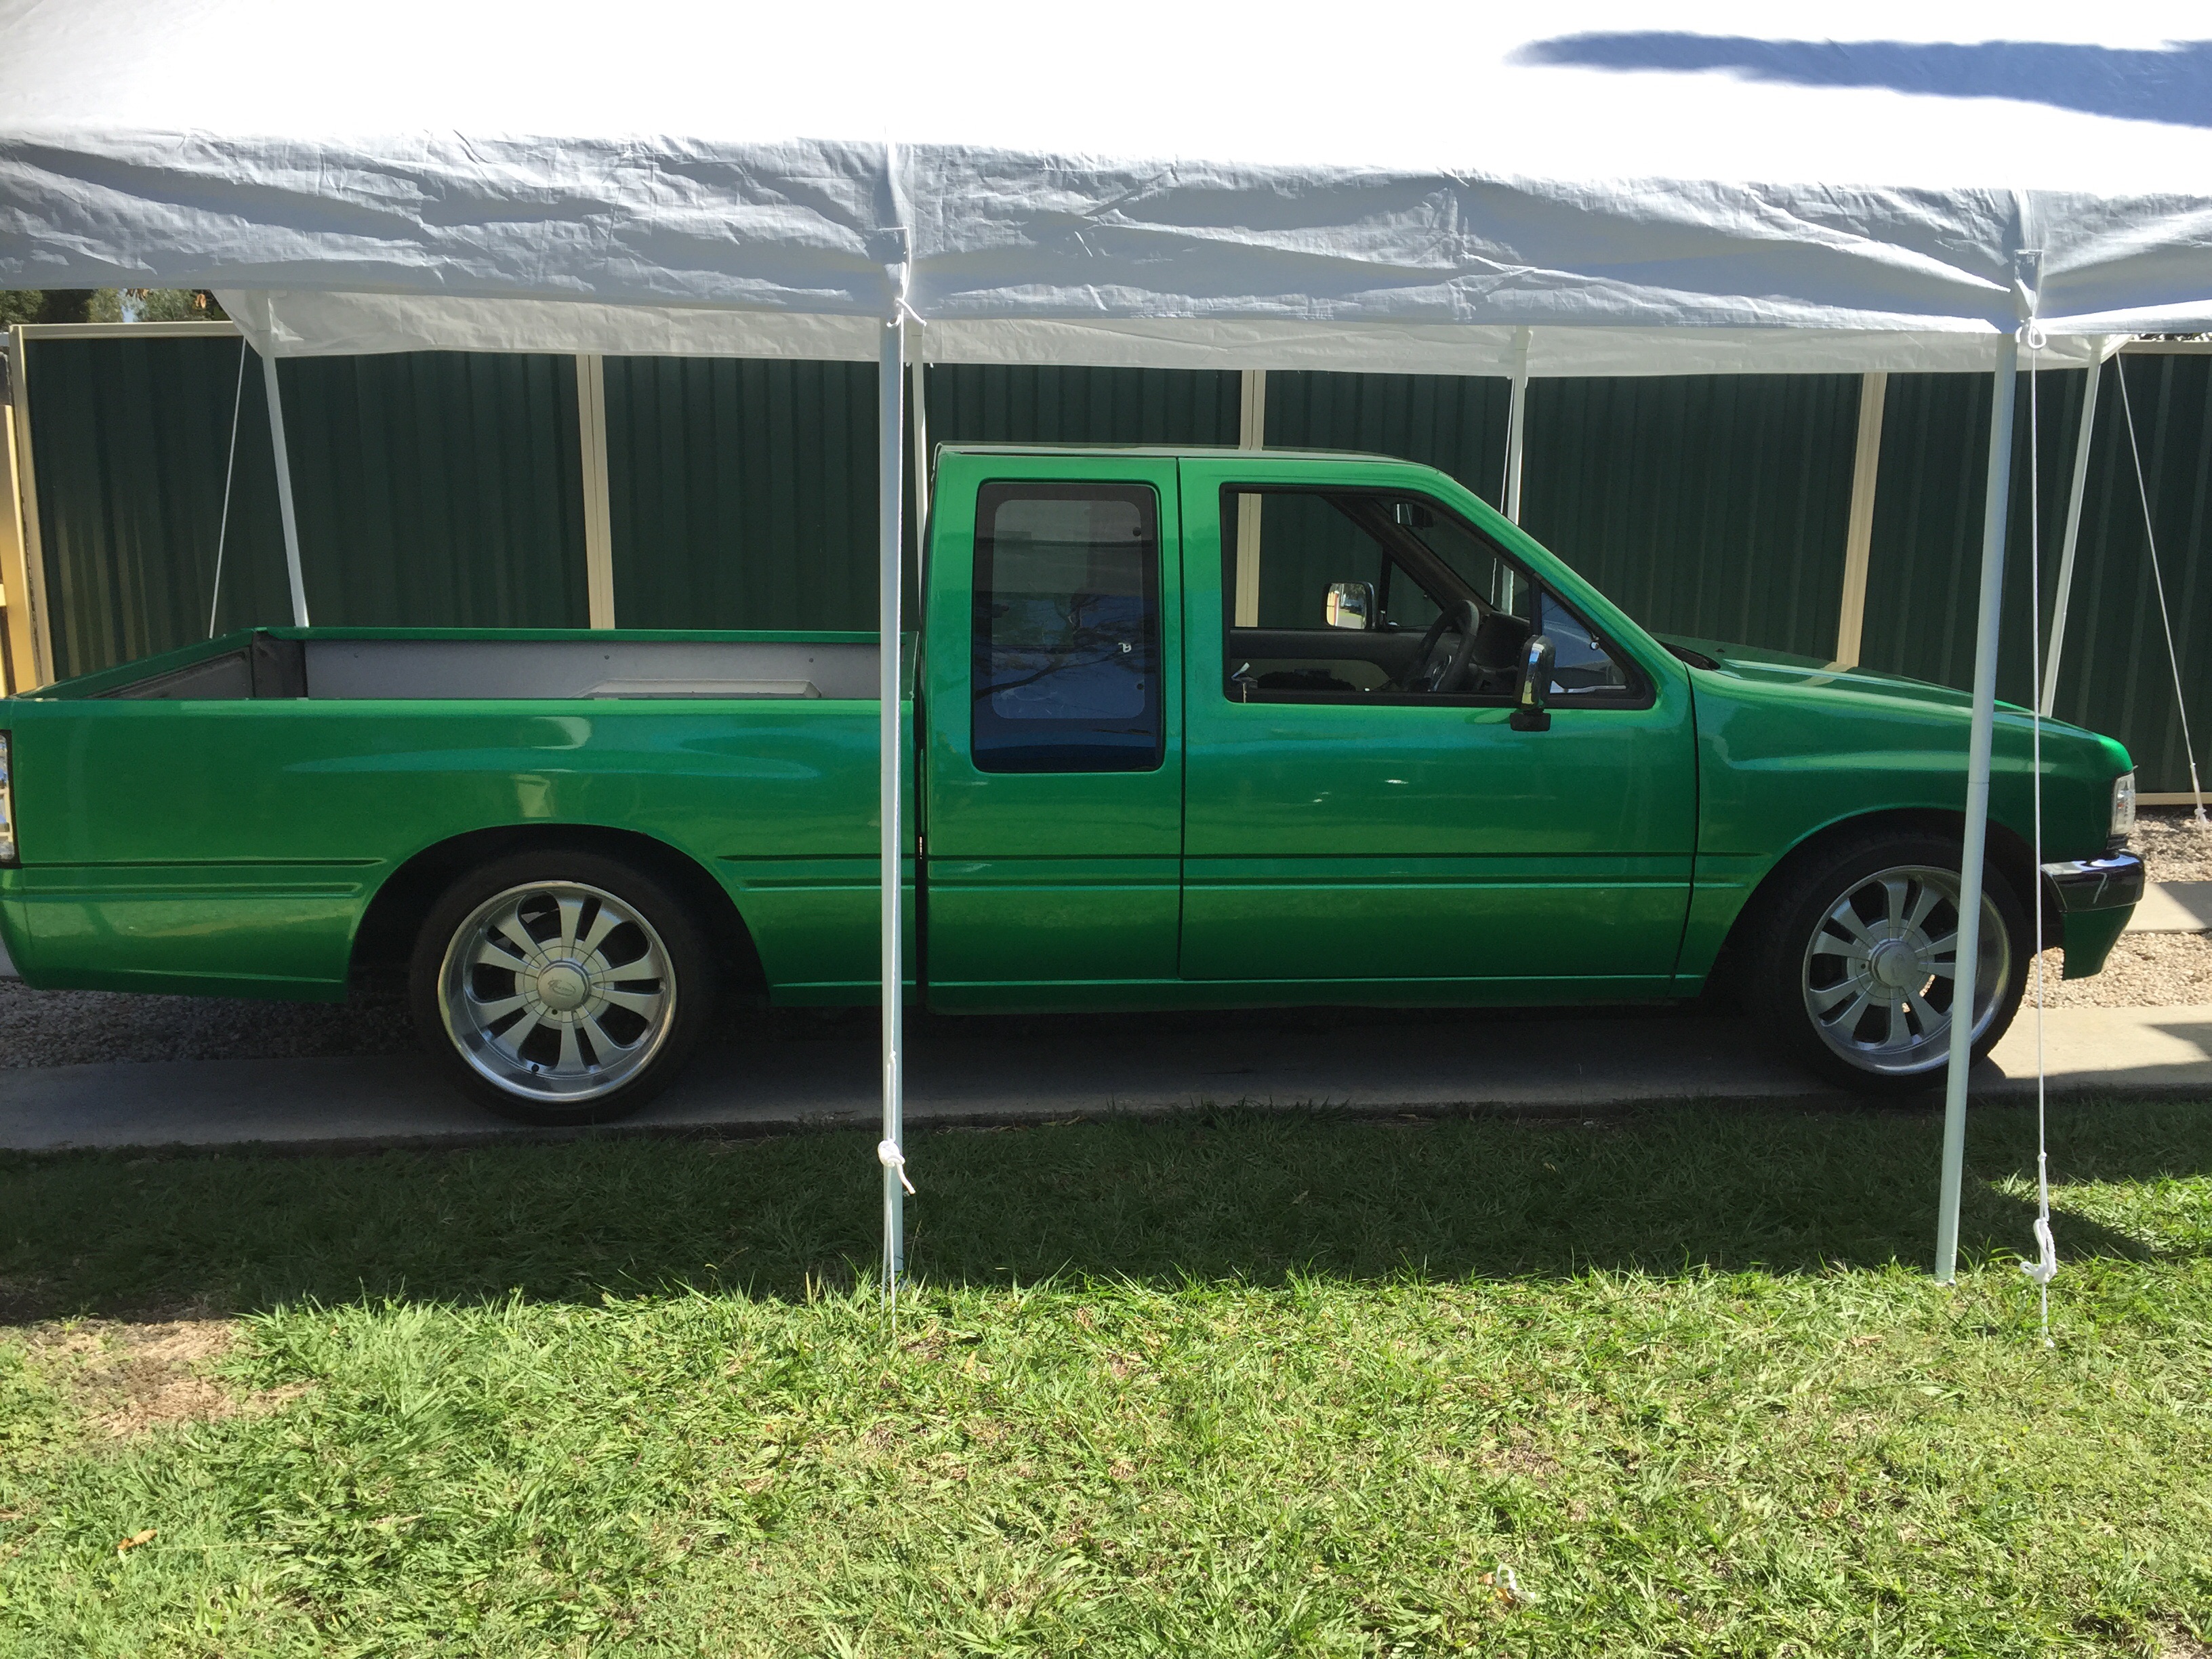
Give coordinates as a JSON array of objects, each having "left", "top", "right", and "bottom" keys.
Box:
[
  {"left": 2049, "top": 353, "right": 2212, "bottom": 794},
  {"left": 1216, "top": 371, "right": 1503, "bottom": 621},
  {"left": 280, "top": 351, "right": 588, "bottom": 628},
  {"left": 1855, "top": 356, "right": 2211, "bottom": 794},
  {"left": 602, "top": 361, "right": 1241, "bottom": 632},
  {"left": 16, "top": 334, "right": 588, "bottom": 678},
  {"left": 1853, "top": 368, "right": 2073, "bottom": 711},
  {"left": 14, "top": 333, "right": 2209, "bottom": 796},
  {"left": 1521, "top": 373, "right": 1863, "bottom": 661},
  {"left": 929, "top": 364, "right": 1241, "bottom": 448},
  {"left": 1265, "top": 369, "right": 1863, "bottom": 663},
  {"left": 18, "top": 333, "right": 293, "bottom": 681},
  {"left": 605, "top": 356, "right": 878, "bottom": 630},
  {"left": 1266, "top": 370, "right": 1509, "bottom": 505}
]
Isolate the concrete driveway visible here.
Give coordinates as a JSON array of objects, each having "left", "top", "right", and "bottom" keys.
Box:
[{"left": 4, "top": 1001, "right": 2207, "bottom": 1154}]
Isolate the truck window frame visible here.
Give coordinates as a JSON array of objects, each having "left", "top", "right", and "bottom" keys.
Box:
[{"left": 1217, "top": 483, "right": 1653, "bottom": 712}]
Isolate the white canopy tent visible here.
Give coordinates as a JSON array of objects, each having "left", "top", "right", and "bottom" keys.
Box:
[{"left": 6, "top": 0, "right": 2211, "bottom": 1286}]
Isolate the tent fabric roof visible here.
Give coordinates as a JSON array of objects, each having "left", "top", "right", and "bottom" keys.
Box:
[{"left": 6, "top": 1, "right": 2212, "bottom": 371}]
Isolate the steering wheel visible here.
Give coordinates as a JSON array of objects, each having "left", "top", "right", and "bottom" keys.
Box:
[{"left": 1397, "top": 600, "right": 1481, "bottom": 694}]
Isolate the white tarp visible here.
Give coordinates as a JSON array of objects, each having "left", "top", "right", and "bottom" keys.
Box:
[{"left": 5, "top": 1, "right": 2212, "bottom": 369}]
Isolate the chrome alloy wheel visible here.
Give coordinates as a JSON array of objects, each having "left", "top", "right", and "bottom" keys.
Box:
[
  {"left": 1800, "top": 864, "right": 2011, "bottom": 1077},
  {"left": 437, "top": 880, "right": 676, "bottom": 1102}
]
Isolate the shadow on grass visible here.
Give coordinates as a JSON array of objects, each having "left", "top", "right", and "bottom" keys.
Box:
[{"left": 0, "top": 1094, "right": 2205, "bottom": 1322}]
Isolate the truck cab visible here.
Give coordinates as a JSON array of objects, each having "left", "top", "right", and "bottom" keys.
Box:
[{"left": 922, "top": 448, "right": 1698, "bottom": 1009}]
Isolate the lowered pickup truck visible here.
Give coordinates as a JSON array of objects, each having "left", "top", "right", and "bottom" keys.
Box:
[{"left": 0, "top": 446, "right": 2144, "bottom": 1122}]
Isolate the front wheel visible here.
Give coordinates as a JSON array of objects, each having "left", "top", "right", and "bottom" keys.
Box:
[
  {"left": 1748, "top": 833, "right": 2029, "bottom": 1095},
  {"left": 408, "top": 849, "right": 718, "bottom": 1126}
]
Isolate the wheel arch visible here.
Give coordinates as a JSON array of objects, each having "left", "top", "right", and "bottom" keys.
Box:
[
  {"left": 1706, "top": 806, "right": 2041, "bottom": 996},
  {"left": 351, "top": 824, "right": 764, "bottom": 990}
]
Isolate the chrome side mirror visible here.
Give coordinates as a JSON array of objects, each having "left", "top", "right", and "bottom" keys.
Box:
[
  {"left": 1325, "top": 581, "right": 1376, "bottom": 630},
  {"left": 1511, "top": 634, "right": 1555, "bottom": 731}
]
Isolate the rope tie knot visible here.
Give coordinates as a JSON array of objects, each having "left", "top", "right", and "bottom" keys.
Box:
[
  {"left": 2021, "top": 1214, "right": 2059, "bottom": 1288},
  {"left": 887, "top": 258, "right": 926, "bottom": 331},
  {"left": 878, "top": 1138, "right": 915, "bottom": 1195}
]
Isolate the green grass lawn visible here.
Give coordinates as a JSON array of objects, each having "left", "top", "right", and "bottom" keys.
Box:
[{"left": 1, "top": 1097, "right": 2207, "bottom": 1656}]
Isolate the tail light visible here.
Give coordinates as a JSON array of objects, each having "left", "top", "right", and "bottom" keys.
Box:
[{"left": 0, "top": 732, "right": 15, "bottom": 864}]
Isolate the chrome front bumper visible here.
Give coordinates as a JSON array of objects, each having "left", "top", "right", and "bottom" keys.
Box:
[{"left": 2040, "top": 853, "right": 2146, "bottom": 913}]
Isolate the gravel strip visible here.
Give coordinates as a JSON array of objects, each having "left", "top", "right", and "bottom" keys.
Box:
[
  {"left": 2036, "top": 935, "right": 2212, "bottom": 1008},
  {"left": 2134, "top": 806, "right": 2212, "bottom": 884},
  {"left": 2028, "top": 806, "right": 2212, "bottom": 1007},
  {"left": 0, "top": 979, "right": 417, "bottom": 1069}
]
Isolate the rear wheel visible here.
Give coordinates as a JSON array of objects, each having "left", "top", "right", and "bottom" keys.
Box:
[
  {"left": 408, "top": 849, "right": 717, "bottom": 1125},
  {"left": 1748, "top": 832, "right": 2028, "bottom": 1094}
]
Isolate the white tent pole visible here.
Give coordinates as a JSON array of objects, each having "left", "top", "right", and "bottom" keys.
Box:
[
  {"left": 909, "top": 354, "right": 929, "bottom": 548},
  {"left": 1502, "top": 327, "right": 1531, "bottom": 525},
  {"left": 205, "top": 337, "right": 248, "bottom": 638},
  {"left": 261, "top": 350, "right": 309, "bottom": 626},
  {"left": 2039, "top": 341, "right": 2111, "bottom": 716},
  {"left": 878, "top": 285, "right": 908, "bottom": 1303},
  {"left": 1935, "top": 332, "right": 2020, "bottom": 1286}
]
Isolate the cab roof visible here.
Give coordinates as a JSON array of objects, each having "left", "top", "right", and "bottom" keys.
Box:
[{"left": 933, "top": 443, "right": 1446, "bottom": 468}]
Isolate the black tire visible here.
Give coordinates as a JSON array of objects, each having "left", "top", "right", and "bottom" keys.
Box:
[
  {"left": 407, "top": 848, "right": 718, "bottom": 1126},
  {"left": 1745, "top": 831, "right": 2030, "bottom": 1096}
]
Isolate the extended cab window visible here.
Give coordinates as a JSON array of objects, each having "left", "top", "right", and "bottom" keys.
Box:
[
  {"left": 972, "top": 483, "right": 1164, "bottom": 773},
  {"left": 1221, "top": 487, "right": 1639, "bottom": 706}
]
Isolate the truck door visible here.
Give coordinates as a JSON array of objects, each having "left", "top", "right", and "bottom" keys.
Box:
[
  {"left": 1177, "top": 455, "right": 1696, "bottom": 996},
  {"left": 921, "top": 454, "right": 1183, "bottom": 1006}
]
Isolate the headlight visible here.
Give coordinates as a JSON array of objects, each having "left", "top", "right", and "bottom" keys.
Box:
[
  {"left": 0, "top": 731, "right": 13, "bottom": 864},
  {"left": 2110, "top": 771, "right": 2136, "bottom": 842}
]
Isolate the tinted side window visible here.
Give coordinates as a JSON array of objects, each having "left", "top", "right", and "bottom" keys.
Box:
[
  {"left": 1401, "top": 507, "right": 1524, "bottom": 623},
  {"left": 972, "top": 483, "right": 1163, "bottom": 773},
  {"left": 1534, "top": 588, "right": 1634, "bottom": 697}
]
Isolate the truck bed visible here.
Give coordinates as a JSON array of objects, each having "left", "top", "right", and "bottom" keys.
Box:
[
  {"left": 75, "top": 629, "right": 881, "bottom": 703},
  {"left": 0, "top": 628, "right": 911, "bottom": 1004}
]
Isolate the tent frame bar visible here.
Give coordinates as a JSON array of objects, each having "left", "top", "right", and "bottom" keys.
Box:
[
  {"left": 1934, "top": 334, "right": 2020, "bottom": 1285},
  {"left": 1502, "top": 327, "right": 1530, "bottom": 523},
  {"left": 260, "top": 350, "right": 310, "bottom": 627},
  {"left": 878, "top": 303, "right": 907, "bottom": 1298},
  {"left": 2040, "top": 340, "right": 2115, "bottom": 716}
]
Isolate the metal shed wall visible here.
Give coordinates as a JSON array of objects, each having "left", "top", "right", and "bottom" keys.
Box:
[
  {"left": 1520, "top": 373, "right": 1863, "bottom": 661},
  {"left": 1260, "top": 369, "right": 1861, "bottom": 665},
  {"left": 2051, "top": 352, "right": 2212, "bottom": 796},
  {"left": 605, "top": 361, "right": 1242, "bottom": 632},
  {"left": 1254, "top": 372, "right": 1506, "bottom": 618},
  {"left": 1265, "top": 370, "right": 1511, "bottom": 506},
  {"left": 17, "top": 332, "right": 293, "bottom": 681},
  {"left": 10, "top": 335, "right": 2203, "bottom": 796},
  {"left": 1853, "top": 369, "right": 2068, "bottom": 711},
  {"left": 279, "top": 350, "right": 588, "bottom": 628},
  {"left": 1853, "top": 358, "right": 2210, "bottom": 794},
  {"left": 604, "top": 356, "right": 878, "bottom": 630},
  {"left": 930, "top": 364, "right": 1242, "bottom": 449}
]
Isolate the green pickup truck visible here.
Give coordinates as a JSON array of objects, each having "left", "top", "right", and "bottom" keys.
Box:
[{"left": 0, "top": 446, "right": 2144, "bottom": 1122}]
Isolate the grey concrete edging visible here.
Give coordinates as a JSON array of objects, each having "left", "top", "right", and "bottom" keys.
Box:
[
  {"left": 2129, "top": 881, "right": 2212, "bottom": 934},
  {"left": 3, "top": 1002, "right": 2205, "bottom": 1157}
]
